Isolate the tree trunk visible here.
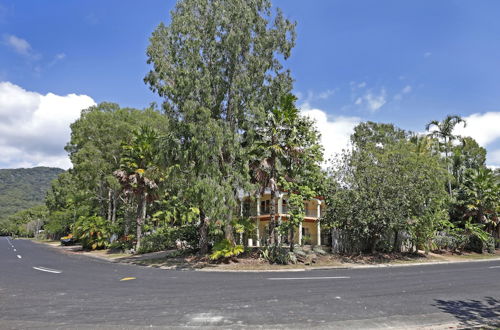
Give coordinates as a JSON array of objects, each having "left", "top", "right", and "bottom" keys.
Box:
[
  {"left": 111, "top": 192, "right": 117, "bottom": 224},
  {"left": 107, "top": 189, "right": 112, "bottom": 222},
  {"left": 445, "top": 138, "right": 453, "bottom": 196},
  {"left": 289, "top": 225, "right": 295, "bottom": 252},
  {"left": 135, "top": 192, "right": 147, "bottom": 252},
  {"left": 268, "top": 190, "right": 276, "bottom": 246},
  {"left": 124, "top": 207, "right": 130, "bottom": 236},
  {"left": 198, "top": 210, "right": 210, "bottom": 255},
  {"left": 331, "top": 229, "right": 340, "bottom": 254},
  {"left": 225, "top": 209, "right": 235, "bottom": 244},
  {"left": 371, "top": 236, "right": 379, "bottom": 254},
  {"left": 392, "top": 230, "right": 400, "bottom": 253}
]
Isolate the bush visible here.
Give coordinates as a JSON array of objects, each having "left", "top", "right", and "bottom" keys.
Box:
[
  {"left": 73, "top": 215, "right": 111, "bottom": 250},
  {"left": 466, "top": 234, "right": 495, "bottom": 254},
  {"left": 177, "top": 224, "right": 199, "bottom": 249},
  {"left": 433, "top": 227, "right": 495, "bottom": 254},
  {"left": 210, "top": 239, "right": 244, "bottom": 261},
  {"left": 260, "top": 246, "right": 293, "bottom": 265},
  {"left": 138, "top": 226, "right": 177, "bottom": 254},
  {"left": 109, "top": 235, "right": 134, "bottom": 251},
  {"left": 137, "top": 224, "right": 199, "bottom": 254}
]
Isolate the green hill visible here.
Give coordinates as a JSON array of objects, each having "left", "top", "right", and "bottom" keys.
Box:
[{"left": 0, "top": 167, "right": 64, "bottom": 221}]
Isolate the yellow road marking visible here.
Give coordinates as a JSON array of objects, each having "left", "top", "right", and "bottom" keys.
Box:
[{"left": 120, "top": 277, "right": 136, "bottom": 281}]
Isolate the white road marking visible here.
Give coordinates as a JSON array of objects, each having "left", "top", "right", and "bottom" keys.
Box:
[
  {"left": 5, "top": 237, "right": 15, "bottom": 248},
  {"left": 489, "top": 266, "right": 500, "bottom": 269},
  {"left": 33, "top": 266, "right": 62, "bottom": 274},
  {"left": 13, "top": 249, "right": 16, "bottom": 252},
  {"left": 16, "top": 255, "right": 22, "bottom": 259},
  {"left": 267, "top": 276, "right": 351, "bottom": 280},
  {"left": 189, "top": 313, "right": 224, "bottom": 324}
]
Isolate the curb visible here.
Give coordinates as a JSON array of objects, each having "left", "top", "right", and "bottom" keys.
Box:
[
  {"left": 194, "top": 256, "right": 500, "bottom": 272},
  {"left": 33, "top": 239, "right": 500, "bottom": 273}
]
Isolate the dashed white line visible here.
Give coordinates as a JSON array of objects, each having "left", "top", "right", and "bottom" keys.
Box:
[
  {"left": 16, "top": 255, "right": 22, "bottom": 259},
  {"left": 267, "top": 276, "right": 351, "bottom": 280},
  {"left": 489, "top": 266, "right": 500, "bottom": 269},
  {"left": 33, "top": 266, "right": 62, "bottom": 274},
  {"left": 5, "top": 237, "right": 15, "bottom": 248}
]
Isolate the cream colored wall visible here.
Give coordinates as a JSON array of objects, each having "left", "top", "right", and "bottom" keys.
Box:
[
  {"left": 256, "top": 219, "right": 320, "bottom": 245},
  {"left": 302, "top": 221, "right": 318, "bottom": 245}
]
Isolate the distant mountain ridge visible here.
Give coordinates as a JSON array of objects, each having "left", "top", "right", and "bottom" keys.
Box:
[{"left": 0, "top": 167, "right": 64, "bottom": 220}]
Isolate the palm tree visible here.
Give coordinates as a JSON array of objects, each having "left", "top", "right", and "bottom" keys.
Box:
[
  {"left": 114, "top": 126, "right": 161, "bottom": 251},
  {"left": 459, "top": 168, "right": 499, "bottom": 234},
  {"left": 410, "top": 134, "right": 434, "bottom": 156},
  {"left": 426, "top": 115, "right": 466, "bottom": 195},
  {"left": 250, "top": 94, "right": 299, "bottom": 246}
]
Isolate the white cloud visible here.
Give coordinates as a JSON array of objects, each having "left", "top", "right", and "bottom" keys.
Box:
[
  {"left": 3, "top": 34, "right": 32, "bottom": 56},
  {"left": 300, "top": 104, "right": 360, "bottom": 164},
  {"left": 489, "top": 150, "right": 500, "bottom": 166},
  {"left": 453, "top": 112, "right": 500, "bottom": 147},
  {"left": 451, "top": 111, "right": 500, "bottom": 167},
  {"left": 394, "top": 85, "right": 412, "bottom": 101},
  {"left": 402, "top": 85, "right": 412, "bottom": 94},
  {"left": 0, "top": 82, "right": 95, "bottom": 169},
  {"left": 299, "top": 89, "right": 337, "bottom": 106},
  {"left": 318, "top": 89, "right": 336, "bottom": 100},
  {"left": 362, "top": 89, "right": 387, "bottom": 113},
  {"left": 55, "top": 53, "right": 66, "bottom": 60},
  {"left": 48, "top": 53, "right": 66, "bottom": 67}
]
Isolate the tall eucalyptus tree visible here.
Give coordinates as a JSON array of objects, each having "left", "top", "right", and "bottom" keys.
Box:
[{"left": 145, "top": 0, "right": 296, "bottom": 252}]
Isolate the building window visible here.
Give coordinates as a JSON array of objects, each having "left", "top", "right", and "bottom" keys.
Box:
[
  {"left": 282, "top": 199, "right": 288, "bottom": 214},
  {"left": 260, "top": 200, "right": 270, "bottom": 214}
]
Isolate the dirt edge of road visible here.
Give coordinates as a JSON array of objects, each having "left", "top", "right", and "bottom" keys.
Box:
[{"left": 29, "top": 238, "right": 500, "bottom": 272}]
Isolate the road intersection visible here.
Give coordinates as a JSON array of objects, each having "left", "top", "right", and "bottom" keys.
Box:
[{"left": 1, "top": 237, "right": 499, "bottom": 329}]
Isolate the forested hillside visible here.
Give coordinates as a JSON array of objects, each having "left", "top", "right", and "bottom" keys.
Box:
[{"left": 0, "top": 167, "right": 64, "bottom": 220}]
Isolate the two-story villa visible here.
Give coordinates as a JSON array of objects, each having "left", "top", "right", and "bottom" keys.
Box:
[{"left": 241, "top": 191, "right": 325, "bottom": 246}]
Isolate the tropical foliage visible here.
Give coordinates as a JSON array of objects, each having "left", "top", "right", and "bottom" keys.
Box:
[
  {"left": 73, "top": 215, "right": 112, "bottom": 250},
  {"left": 3, "top": 0, "right": 498, "bottom": 261},
  {"left": 209, "top": 239, "right": 244, "bottom": 261}
]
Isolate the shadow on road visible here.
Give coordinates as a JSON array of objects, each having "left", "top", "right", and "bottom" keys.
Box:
[{"left": 433, "top": 296, "right": 500, "bottom": 327}]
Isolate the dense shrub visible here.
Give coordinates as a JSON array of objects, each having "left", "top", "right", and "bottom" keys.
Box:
[
  {"left": 109, "top": 235, "right": 134, "bottom": 251},
  {"left": 137, "top": 224, "right": 199, "bottom": 254},
  {"left": 73, "top": 215, "right": 111, "bottom": 250},
  {"left": 138, "top": 226, "right": 177, "bottom": 254},
  {"left": 433, "top": 229, "right": 495, "bottom": 253},
  {"left": 260, "top": 246, "right": 293, "bottom": 264},
  {"left": 466, "top": 234, "right": 495, "bottom": 254},
  {"left": 176, "top": 224, "right": 199, "bottom": 249},
  {"left": 209, "top": 239, "right": 244, "bottom": 261}
]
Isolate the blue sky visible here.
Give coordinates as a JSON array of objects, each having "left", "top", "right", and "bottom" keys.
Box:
[{"left": 1, "top": 0, "right": 500, "bottom": 168}]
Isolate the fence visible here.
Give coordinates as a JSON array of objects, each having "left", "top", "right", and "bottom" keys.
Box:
[{"left": 330, "top": 229, "right": 412, "bottom": 254}]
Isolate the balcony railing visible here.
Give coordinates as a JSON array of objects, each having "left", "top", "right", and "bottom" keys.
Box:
[
  {"left": 243, "top": 204, "right": 320, "bottom": 218},
  {"left": 305, "top": 209, "right": 317, "bottom": 217}
]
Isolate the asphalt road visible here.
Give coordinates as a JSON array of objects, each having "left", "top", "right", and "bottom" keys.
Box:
[{"left": 1, "top": 237, "right": 499, "bottom": 329}]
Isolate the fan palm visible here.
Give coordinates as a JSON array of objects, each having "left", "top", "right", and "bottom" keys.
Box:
[{"left": 250, "top": 94, "right": 298, "bottom": 246}]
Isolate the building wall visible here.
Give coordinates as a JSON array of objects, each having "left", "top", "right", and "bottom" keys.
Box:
[{"left": 255, "top": 218, "right": 320, "bottom": 245}]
